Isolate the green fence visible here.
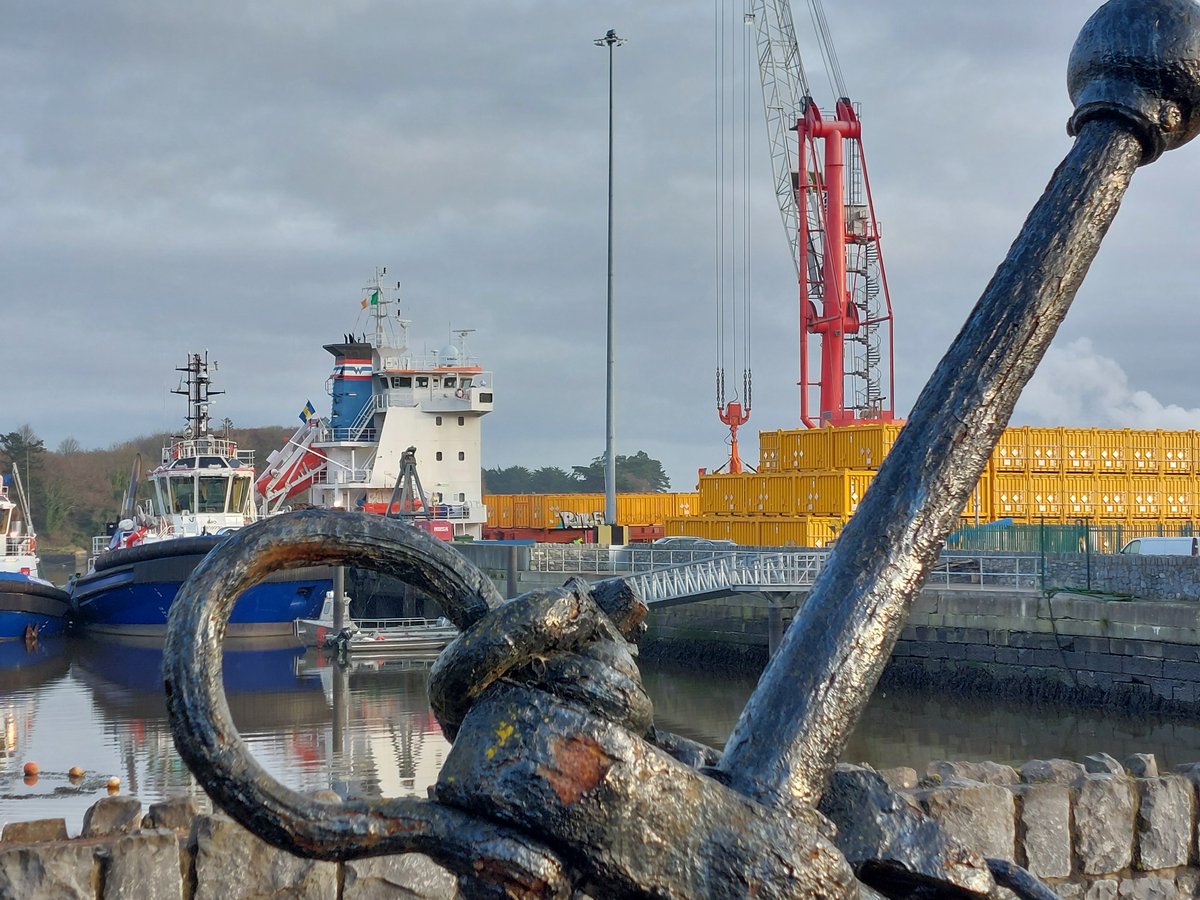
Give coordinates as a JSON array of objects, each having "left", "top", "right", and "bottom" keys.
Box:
[{"left": 945, "top": 520, "right": 1199, "bottom": 554}]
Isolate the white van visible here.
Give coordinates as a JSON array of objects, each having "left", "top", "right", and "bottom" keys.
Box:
[{"left": 1119, "top": 536, "right": 1199, "bottom": 556}]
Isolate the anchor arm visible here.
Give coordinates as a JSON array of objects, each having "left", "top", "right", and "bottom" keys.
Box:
[{"left": 718, "top": 0, "right": 1200, "bottom": 811}]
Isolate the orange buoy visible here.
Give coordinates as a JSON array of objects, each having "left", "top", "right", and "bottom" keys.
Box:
[
  {"left": 106, "top": 776, "right": 120, "bottom": 793},
  {"left": 68, "top": 766, "right": 84, "bottom": 780},
  {"left": 22, "top": 762, "right": 38, "bottom": 777}
]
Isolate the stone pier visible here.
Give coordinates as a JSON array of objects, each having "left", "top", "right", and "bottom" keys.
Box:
[{"left": 6, "top": 752, "right": 1200, "bottom": 896}]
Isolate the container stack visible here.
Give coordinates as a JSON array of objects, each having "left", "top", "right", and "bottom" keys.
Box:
[{"left": 666, "top": 424, "right": 1200, "bottom": 547}]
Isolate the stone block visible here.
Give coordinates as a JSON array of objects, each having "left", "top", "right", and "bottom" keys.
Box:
[
  {"left": 0, "top": 818, "right": 69, "bottom": 843},
  {"left": 917, "top": 782, "right": 1016, "bottom": 862},
  {"left": 104, "top": 829, "right": 183, "bottom": 900},
  {"left": 878, "top": 767, "right": 918, "bottom": 791},
  {"left": 142, "top": 795, "right": 202, "bottom": 832},
  {"left": 1019, "top": 758, "right": 1086, "bottom": 785},
  {"left": 1162, "top": 659, "right": 1200, "bottom": 682},
  {"left": 1116, "top": 876, "right": 1179, "bottom": 899},
  {"left": 1012, "top": 782, "right": 1071, "bottom": 879},
  {"left": 82, "top": 796, "right": 144, "bottom": 837},
  {"left": 1125, "top": 753, "right": 1158, "bottom": 778},
  {"left": 1083, "top": 881, "right": 1118, "bottom": 900},
  {"left": 1122, "top": 657, "right": 1164, "bottom": 678},
  {"left": 1074, "top": 773, "right": 1135, "bottom": 875},
  {"left": 0, "top": 840, "right": 97, "bottom": 899},
  {"left": 191, "top": 813, "right": 337, "bottom": 900},
  {"left": 344, "top": 853, "right": 459, "bottom": 899},
  {"left": 1135, "top": 775, "right": 1192, "bottom": 872},
  {"left": 1083, "top": 753, "right": 1123, "bottom": 776},
  {"left": 926, "top": 760, "right": 1019, "bottom": 786}
]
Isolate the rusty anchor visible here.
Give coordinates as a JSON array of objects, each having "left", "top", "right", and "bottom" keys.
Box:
[{"left": 164, "top": 1, "right": 1200, "bottom": 896}]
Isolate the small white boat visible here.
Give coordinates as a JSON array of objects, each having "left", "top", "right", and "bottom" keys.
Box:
[{"left": 294, "top": 591, "right": 458, "bottom": 654}]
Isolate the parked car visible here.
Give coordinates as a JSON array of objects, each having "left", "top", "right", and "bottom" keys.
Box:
[
  {"left": 1119, "top": 537, "right": 1199, "bottom": 556},
  {"left": 651, "top": 537, "right": 737, "bottom": 549}
]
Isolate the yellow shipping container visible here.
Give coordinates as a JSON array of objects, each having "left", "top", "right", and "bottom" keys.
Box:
[
  {"left": 960, "top": 467, "right": 992, "bottom": 523},
  {"left": 831, "top": 423, "right": 903, "bottom": 470},
  {"left": 1128, "top": 476, "right": 1164, "bottom": 519},
  {"left": 1028, "top": 474, "right": 1062, "bottom": 518},
  {"left": 1094, "top": 429, "right": 1126, "bottom": 473},
  {"left": 1127, "top": 430, "right": 1159, "bottom": 473},
  {"left": 779, "top": 427, "right": 835, "bottom": 471},
  {"left": 1027, "top": 427, "right": 1062, "bottom": 472},
  {"left": 1061, "top": 428, "right": 1095, "bottom": 473},
  {"left": 795, "top": 470, "right": 876, "bottom": 517},
  {"left": 759, "top": 430, "right": 781, "bottom": 471},
  {"left": 1092, "top": 476, "right": 1129, "bottom": 519},
  {"left": 994, "top": 473, "right": 1027, "bottom": 519},
  {"left": 758, "top": 516, "right": 844, "bottom": 547},
  {"left": 699, "top": 473, "right": 739, "bottom": 515},
  {"left": 1162, "top": 478, "right": 1194, "bottom": 519},
  {"left": 1161, "top": 430, "right": 1194, "bottom": 475},
  {"left": 992, "top": 427, "right": 1027, "bottom": 472},
  {"left": 1062, "top": 476, "right": 1095, "bottom": 518}
]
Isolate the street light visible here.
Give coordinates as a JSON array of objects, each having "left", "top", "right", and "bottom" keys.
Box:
[{"left": 595, "top": 28, "right": 626, "bottom": 530}]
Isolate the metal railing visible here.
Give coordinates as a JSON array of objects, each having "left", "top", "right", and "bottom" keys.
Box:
[{"left": 528, "top": 544, "right": 1043, "bottom": 606}]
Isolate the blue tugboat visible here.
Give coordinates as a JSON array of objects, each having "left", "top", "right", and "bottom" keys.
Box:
[
  {"left": 70, "top": 353, "right": 332, "bottom": 637},
  {"left": 0, "top": 467, "right": 71, "bottom": 640}
]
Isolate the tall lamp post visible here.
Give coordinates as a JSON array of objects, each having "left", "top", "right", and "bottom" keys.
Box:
[{"left": 595, "top": 28, "right": 625, "bottom": 531}]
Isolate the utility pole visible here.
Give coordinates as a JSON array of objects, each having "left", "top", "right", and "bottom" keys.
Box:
[{"left": 595, "top": 28, "right": 626, "bottom": 528}]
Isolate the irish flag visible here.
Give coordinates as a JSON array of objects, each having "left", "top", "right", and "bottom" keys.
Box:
[{"left": 360, "top": 290, "right": 380, "bottom": 310}]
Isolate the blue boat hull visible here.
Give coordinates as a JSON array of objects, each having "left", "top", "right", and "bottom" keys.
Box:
[
  {"left": 0, "top": 574, "right": 71, "bottom": 640},
  {"left": 71, "top": 537, "right": 331, "bottom": 637}
]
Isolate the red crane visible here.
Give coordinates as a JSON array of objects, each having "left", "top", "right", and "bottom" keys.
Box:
[{"left": 751, "top": 0, "right": 897, "bottom": 428}]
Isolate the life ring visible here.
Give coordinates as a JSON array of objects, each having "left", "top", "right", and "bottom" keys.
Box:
[{"left": 455, "top": 388, "right": 466, "bottom": 399}]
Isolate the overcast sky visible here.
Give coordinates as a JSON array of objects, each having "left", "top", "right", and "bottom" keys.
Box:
[{"left": 4, "top": 1, "right": 1200, "bottom": 489}]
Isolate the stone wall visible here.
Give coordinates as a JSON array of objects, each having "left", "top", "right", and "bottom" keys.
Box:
[
  {"left": 1045, "top": 552, "right": 1200, "bottom": 602},
  {"left": 7, "top": 754, "right": 1200, "bottom": 897},
  {"left": 875, "top": 752, "right": 1200, "bottom": 897},
  {"left": 0, "top": 795, "right": 459, "bottom": 899}
]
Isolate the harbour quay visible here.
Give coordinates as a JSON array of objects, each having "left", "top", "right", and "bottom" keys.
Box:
[
  {"left": 467, "top": 543, "right": 1200, "bottom": 714},
  {"left": 7, "top": 754, "right": 1200, "bottom": 895}
]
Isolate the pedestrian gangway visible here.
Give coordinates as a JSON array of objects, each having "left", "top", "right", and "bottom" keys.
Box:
[{"left": 528, "top": 545, "right": 1043, "bottom": 607}]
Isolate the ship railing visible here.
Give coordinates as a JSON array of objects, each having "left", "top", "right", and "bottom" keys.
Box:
[
  {"left": 309, "top": 468, "right": 371, "bottom": 486},
  {"left": 3, "top": 534, "right": 35, "bottom": 557},
  {"left": 324, "top": 425, "right": 378, "bottom": 443}
]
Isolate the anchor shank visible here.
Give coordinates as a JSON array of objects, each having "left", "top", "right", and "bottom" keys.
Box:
[{"left": 718, "top": 119, "right": 1143, "bottom": 810}]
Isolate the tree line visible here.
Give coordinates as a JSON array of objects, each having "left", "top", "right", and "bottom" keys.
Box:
[{"left": 482, "top": 451, "right": 670, "bottom": 494}]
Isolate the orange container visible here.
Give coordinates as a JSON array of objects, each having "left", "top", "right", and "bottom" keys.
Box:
[
  {"left": 1026, "top": 428, "right": 1062, "bottom": 472},
  {"left": 1061, "top": 428, "right": 1095, "bottom": 473},
  {"left": 1160, "top": 430, "right": 1194, "bottom": 475},
  {"left": 831, "top": 423, "right": 903, "bottom": 470},
  {"left": 1127, "top": 429, "right": 1159, "bottom": 473},
  {"left": 1094, "top": 429, "right": 1126, "bottom": 473}
]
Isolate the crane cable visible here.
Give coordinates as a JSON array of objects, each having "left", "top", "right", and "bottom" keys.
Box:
[
  {"left": 807, "top": 0, "right": 846, "bottom": 100},
  {"left": 715, "top": 0, "right": 754, "bottom": 413}
]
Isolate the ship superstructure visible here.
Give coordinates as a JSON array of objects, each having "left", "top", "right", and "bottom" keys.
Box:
[{"left": 257, "top": 272, "right": 494, "bottom": 539}]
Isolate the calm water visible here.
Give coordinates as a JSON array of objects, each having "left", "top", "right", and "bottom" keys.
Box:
[{"left": 4, "top": 637, "right": 1200, "bottom": 835}]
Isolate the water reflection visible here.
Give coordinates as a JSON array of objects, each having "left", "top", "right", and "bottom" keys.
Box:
[{"left": 4, "top": 640, "right": 1200, "bottom": 835}]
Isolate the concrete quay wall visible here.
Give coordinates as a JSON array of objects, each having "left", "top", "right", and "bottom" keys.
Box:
[
  {"left": 645, "top": 586, "right": 1200, "bottom": 711},
  {"left": 9, "top": 756, "right": 1200, "bottom": 896}
]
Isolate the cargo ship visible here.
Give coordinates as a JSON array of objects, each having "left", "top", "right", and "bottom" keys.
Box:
[{"left": 256, "top": 270, "right": 494, "bottom": 540}]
